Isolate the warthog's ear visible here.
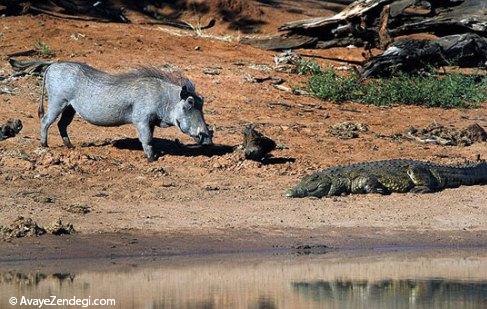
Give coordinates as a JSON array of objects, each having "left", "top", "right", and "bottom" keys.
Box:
[{"left": 180, "top": 85, "right": 190, "bottom": 100}]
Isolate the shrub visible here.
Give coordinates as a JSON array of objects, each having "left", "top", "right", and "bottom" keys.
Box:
[{"left": 302, "top": 61, "right": 487, "bottom": 108}]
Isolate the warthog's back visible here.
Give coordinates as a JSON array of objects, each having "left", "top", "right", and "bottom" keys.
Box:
[{"left": 44, "top": 62, "right": 180, "bottom": 126}]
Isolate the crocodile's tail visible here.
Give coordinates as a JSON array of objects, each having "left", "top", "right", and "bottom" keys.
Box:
[
  {"left": 450, "top": 161, "right": 487, "bottom": 186},
  {"left": 477, "top": 161, "right": 487, "bottom": 183}
]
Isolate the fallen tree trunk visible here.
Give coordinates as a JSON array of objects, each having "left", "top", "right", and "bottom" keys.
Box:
[
  {"left": 240, "top": 34, "right": 318, "bottom": 50},
  {"left": 390, "top": 0, "right": 487, "bottom": 36},
  {"left": 0, "top": 1, "right": 215, "bottom": 29},
  {"left": 279, "top": 0, "right": 397, "bottom": 32},
  {"left": 267, "top": 0, "right": 487, "bottom": 50},
  {"left": 361, "top": 33, "right": 487, "bottom": 77}
]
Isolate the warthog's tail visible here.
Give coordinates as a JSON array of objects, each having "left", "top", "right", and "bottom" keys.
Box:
[{"left": 38, "top": 65, "right": 50, "bottom": 118}]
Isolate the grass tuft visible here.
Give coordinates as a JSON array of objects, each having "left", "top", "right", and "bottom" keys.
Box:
[{"left": 34, "top": 40, "right": 55, "bottom": 57}]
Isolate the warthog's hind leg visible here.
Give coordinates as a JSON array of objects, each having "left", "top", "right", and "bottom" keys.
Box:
[
  {"left": 57, "top": 105, "right": 76, "bottom": 148},
  {"left": 40, "top": 100, "right": 66, "bottom": 147},
  {"left": 135, "top": 121, "right": 156, "bottom": 162}
]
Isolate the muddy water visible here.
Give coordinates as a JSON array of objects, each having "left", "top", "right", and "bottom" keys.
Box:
[{"left": 1, "top": 249, "right": 486, "bottom": 308}]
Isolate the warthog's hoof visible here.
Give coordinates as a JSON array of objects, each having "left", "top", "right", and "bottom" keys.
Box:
[
  {"left": 147, "top": 155, "right": 157, "bottom": 163},
  {"left": 40, "top": 142, "right": 48, "bottom": 148},
  {"left": 63, "top": 138, "right": 75, "bottom": 149}
]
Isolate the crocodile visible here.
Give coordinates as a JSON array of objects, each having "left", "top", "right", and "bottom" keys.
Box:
[{"left": 286, "top": 159, "right": 487, "bottom": 198}]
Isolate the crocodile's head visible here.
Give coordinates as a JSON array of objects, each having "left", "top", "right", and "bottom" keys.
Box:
[{"left": 286, "top": 173, "right": 332, "bottom": 198}]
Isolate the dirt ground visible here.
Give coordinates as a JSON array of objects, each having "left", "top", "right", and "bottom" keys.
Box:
[{"left": 0, "top": 1, "right": 486, "bottom": 259}]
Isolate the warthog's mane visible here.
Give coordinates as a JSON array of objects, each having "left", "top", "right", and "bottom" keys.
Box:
[{"left": 77, "top": 63, "right": 196, "bottom": 92}]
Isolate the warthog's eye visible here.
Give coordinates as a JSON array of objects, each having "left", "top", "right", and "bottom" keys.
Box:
[{"left": 184, "top": 97, "right": 195, "bottom": 111}]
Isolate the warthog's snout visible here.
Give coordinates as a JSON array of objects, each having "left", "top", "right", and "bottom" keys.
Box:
[{"left": 197, "top": 130, "right": 213, "bottom": 146}]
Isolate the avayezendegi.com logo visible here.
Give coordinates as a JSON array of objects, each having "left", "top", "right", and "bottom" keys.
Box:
[{"left": 8, "top": 296, "right": 116, "bottom": 307}]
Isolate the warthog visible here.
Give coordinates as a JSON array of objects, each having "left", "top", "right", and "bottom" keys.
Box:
[{"left": 38, "top": 62, "right": 213, "bottom": 161}]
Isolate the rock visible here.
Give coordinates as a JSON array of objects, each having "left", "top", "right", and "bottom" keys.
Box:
[
  {"left": 203, "top": 67, "right": 222, "bottom": 75},
  {"left": 274, "top": 50, "right": 302, "bottom": 66},
  {"left": 0, "top": 119, "right": 22, "bottom": 141},
  {"left": 64, "top": 203, "right": 91, "bottom": 214},
  {"left": 40, "top": 153, "right": 61, "bottom": 166},
  {"left": 330, "top": 122, "right": 369, "bottom": 139},
  {"left": 463, "top": 124, "right": 487, "bottom": 143},
  {"left": 46, "top": 219, "right": 76, "bottom": 235},
  {"left": 404, "top": 123, "right": 487, "bottom": 146},
  {"left": 0, "top": 216, "right": 46, "bottom": 239},
  {"left": 0, "top": 85, "right": 16, "bottom": 95},
  {"left": 273, "top": 50, "right": 303, "bottom": 73},
  {"left": 34, "top": 196, "right": 55, "bottom": 204},
  {"left": 242, "top": 124, "right": 277, "bottom": 161},
  {"left": 292, "top": 244, "right": 330, "bottom": 254},
  {"left": 79, "top": 139, "right": 112, "bottom": 147},
  {"left": 147, "top": 166, "right": 168, "bottom": 176},
  {"left": 248, "top": 64, "right": 272, "bottom": 72},
  {"left": 203, "top": 184, "right": 220, "bottom": 191}
]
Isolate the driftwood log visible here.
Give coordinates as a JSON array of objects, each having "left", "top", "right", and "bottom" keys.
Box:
[
  {"left": 0, "top": 0, "right": 129, "bottom": 22},
  {"left": 0, "top": 1, "right": 216, "bottom": 29},
  {"left": 244, "top": 0, "right": 487, "bottom": 51},
  {"left": 361, "top": 33, "right": 487, "bottom": 77}
]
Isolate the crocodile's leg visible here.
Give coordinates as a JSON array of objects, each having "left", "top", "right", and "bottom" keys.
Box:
[
  {"left": 351, "top": 175, "right": 390, "bottom": 195},
  {"left": 306, "top": 175, "right": 333, "bottom": 198},
  {"left": 327, "top": 177, "right": 350, "bottom": 196},
  {"left": 406, "top": 165, "right": 439, "bottom": 193}
]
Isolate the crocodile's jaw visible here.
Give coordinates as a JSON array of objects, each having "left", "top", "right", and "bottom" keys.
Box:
[
  {"left": 285, "top": 187, "right": 306, "bottom": 198},
  {"left": 286, "top": 176, "right": 332, "bottom": 198}
]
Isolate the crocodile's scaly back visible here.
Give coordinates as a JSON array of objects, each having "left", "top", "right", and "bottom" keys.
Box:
[{"left": 286, "top": 159, "right": 487, "bottom": 198}]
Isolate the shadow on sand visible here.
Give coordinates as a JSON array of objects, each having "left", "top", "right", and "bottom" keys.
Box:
[
  {"left": 112, "top": 138, "right": 235, "bottom": 157},
  {"left": 88, "top": 137, "right": 294, "bottom": 164}
]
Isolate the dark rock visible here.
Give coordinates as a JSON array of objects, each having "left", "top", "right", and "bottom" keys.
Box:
[
  {"left": 0, "top": 216, "right": 46, "bottom": 239},
  {"left": 405, "top": 122, "right": 487, "bottom": 146},
  {"left": 242, "top": 124, "right": 277, "bottom": 161},
  {"left": 46, "top": 219, "right": 76, "bottom": 235},
  {"left": 330, "top": 122, "right": 368, "bottom": 139},
  {"left": 64, "top": 204, "right": 91, "bottom": 214},
  {"left": 0, "top": 119, "right": 22, "bottom": 141}
]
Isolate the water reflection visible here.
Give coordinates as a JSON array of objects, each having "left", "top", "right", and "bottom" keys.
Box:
[
  {"left": 0, "top": 250, "right": 486, "bottom": 308},
  {"left": 0, "top": 272, "right": 75, "bottom": 288},
  {"left": 293, "top": 279, "right": 487, "bottom": 307}
]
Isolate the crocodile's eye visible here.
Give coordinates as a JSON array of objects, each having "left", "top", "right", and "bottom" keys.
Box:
[{"left": 309, "top": 174, "right": 320, "bottom": 181}]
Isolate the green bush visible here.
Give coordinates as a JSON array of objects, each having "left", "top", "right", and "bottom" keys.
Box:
[
  {"left": 308, "top": 69, "right": 360, "bottom": 102},
  {"left": 295, "top": 59, "right": 322, "bottom": 75},
  {"left": 302, "top": 61, "right": 487, "bottom": 108}
]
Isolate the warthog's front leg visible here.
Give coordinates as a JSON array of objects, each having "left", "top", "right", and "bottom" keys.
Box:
[{"left": 135, "top": 121, "right": 156, "bottom": 162}]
